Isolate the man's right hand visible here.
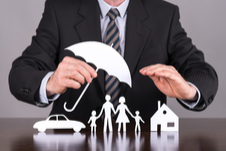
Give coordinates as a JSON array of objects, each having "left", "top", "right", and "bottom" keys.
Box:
[{"left": 46, "top": 56, "right": 97, "bottom": 97}]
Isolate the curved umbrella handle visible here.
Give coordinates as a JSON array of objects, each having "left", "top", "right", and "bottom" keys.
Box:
[{"left": 64, "top": 68, "right": 99, "bottom": 112}]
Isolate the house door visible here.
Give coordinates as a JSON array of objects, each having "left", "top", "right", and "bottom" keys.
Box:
[{"left": 157, "top": 124, "right": 161, "bottom": 133}]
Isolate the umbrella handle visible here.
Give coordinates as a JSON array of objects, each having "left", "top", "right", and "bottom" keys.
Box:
[{"left": 64, "top": 68, "right": 99, "bottom": 112}]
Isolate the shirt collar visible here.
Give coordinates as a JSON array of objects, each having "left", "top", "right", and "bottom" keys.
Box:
[{"left": 98, "top": 0, "right": 129, "bottom": 18}]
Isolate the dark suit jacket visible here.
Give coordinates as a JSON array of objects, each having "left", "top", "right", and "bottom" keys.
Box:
[{"left": 9, "top": 0, "right": 218, "bottom": 119}]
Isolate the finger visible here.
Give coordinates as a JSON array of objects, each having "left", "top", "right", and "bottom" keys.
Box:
[
  {"left": 64, "top": 78, "right": 82, "bottom": 90},
  {"left": 76, "top": 60, "right": 98, "bottom": 79},
  {"left": 57, "top": 61, "right": 85, "bottom": 84},
  {"left": 146, "top": 64, "right": 174, "bottom": 74},
  {"left": 68, "top": 62, "right": 95, "bottom": 84},
  {"left": 144, "top": 64, "right": 178, "bottom": 80},
  {"left": 63, "top": 57, "right": 97, "bottom": 83},
  {"left": 48, "top": 61, "right": 86, "bottom": 93},
  {"left": 147, "top": 68, "right": 174, "bottom": 79},
  {"left": 46, "top": 71, "right": 82, "bottom": 95},
  {"left": 63, "top": 57, "right": 97, "bottom": 78},
  {"left": 65, "top": 66, "right": 86, "bottom": 84},
  {"left": 63, "top": 56, "right": 97, "bottom": 78},
  {"left": 140, "top": 64, "right": 165, "bottom": 75}
]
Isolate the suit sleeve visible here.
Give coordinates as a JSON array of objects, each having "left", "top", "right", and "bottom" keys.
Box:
[
  {"left": 8, "top": 0, "right": 59, "bottom": 107},
  {"left": 167, "top": 6, "right": 218, "bottom": 111}
]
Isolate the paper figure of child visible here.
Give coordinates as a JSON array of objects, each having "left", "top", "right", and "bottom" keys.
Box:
[
  {"left": 134, "top": 111, "right": 145, "bottom": 132},
  {"left": 115, "top": 96, "right": 134, "bottom": 132},
  {"left": 98, "top": 95, "right": 116, "bottom": 132},
  {"left": 88, "top": 110, "right": 100, "bottom": 133}
]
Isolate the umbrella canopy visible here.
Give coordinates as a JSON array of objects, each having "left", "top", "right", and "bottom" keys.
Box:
[
  {"left": 65, "top": 41, "right": 131, "bottom": 87},
  {"left": 64, "top": 41, "right": 132, "bottom": 112}
]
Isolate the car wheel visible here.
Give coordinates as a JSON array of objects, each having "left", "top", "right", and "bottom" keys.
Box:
[
  {"left": 38, "top": 127, "right": 46, "bottom": 132},
  {"left": 73, "top": 128, "right": 81, "bottom": 132}
]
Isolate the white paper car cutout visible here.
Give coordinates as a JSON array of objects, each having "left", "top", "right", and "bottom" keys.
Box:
[{"left": 33, "top": 114, "right": 86, "bottom": 132}]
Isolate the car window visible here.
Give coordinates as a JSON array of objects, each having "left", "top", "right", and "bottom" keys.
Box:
[
  {"left": 48, "top": 116, "right": 57, "bottom": 121},
  {"left": 58, "top": 116, "right": 67, "bottom": 121}
]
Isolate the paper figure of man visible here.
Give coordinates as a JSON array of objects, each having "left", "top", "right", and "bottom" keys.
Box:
[{"left": 98, "top": 95, "right": 116, "bottom": 132}]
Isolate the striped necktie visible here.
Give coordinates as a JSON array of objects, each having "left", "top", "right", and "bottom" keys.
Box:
[{"left": 105, "top": 8, "right": 121, "bottom": 107}]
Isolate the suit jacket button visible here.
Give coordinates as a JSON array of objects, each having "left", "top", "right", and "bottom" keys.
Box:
[{"left": 21, "top": 88, "right": 31, "bottom": 94}]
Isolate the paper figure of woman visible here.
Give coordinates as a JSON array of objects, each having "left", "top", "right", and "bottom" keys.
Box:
[{"left": 115, "top": 96, "right": 134, "bottom": 132}]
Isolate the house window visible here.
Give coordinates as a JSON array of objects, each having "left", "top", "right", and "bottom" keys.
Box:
[
  {"left": 167, "top": 122, "right": 175, "bottom": 127},
  {"left": 163, "top": 110, "right": 167, "bottom": 114}
]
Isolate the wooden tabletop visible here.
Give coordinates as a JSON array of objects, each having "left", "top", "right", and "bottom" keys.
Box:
[{"left": 1, "top": 118, "right": 226, "bottom": 151}]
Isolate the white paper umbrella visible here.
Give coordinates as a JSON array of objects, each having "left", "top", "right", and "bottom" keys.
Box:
[{"left": 64, "top": 41, "right": 132, "bottom": 112}]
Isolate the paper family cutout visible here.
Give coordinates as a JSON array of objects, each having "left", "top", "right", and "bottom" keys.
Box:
[
  {"left": 87, "top": 99, "right": 179, "bottom": 133},
  {"left": 88, "top": 95, "right": 145, "bottom": 132}
]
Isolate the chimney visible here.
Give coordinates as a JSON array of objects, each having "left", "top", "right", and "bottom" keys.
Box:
[{"left": 158, "top": 101, "right": 161, "bottom": 110}]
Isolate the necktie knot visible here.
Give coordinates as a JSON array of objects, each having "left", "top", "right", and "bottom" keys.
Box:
[{"left": 107, "top": 8, "right": 120, "bottom": 20}]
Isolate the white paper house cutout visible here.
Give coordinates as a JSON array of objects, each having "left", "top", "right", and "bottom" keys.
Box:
[{"left": 150, "top": 101, "right": 179, "bottom": 131}]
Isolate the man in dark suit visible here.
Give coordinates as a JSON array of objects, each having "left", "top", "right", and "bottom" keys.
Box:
[{"left": 9, "top": 0, "right": 218, "bottom": 119}]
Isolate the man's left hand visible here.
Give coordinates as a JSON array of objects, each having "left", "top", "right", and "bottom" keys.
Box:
[{"left": 140, "top": 64, "right": 197, "bottom": 101}]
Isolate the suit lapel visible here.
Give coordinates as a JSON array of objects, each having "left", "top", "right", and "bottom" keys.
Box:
[
  {"left": 74, "top": 0, "right": 105, "bottom": 94},
  {"left": 121, "top": 0, "right": 151, "bottom": 92},
  {"left": 75, "top": 0, "right": 102, "bottom": 42},
  {"left": 124, "top": 0, "right": 151, "bottom": 75}
]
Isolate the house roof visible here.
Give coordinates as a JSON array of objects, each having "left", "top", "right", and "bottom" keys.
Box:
[{"left": 151, "top": 104, "right": 178, "bottom": 121}]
